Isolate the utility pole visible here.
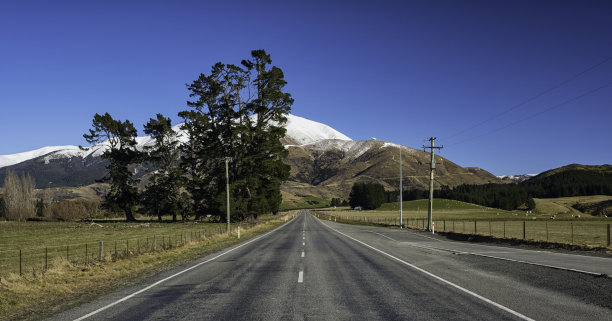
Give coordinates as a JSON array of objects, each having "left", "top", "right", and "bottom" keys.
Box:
[
  {"left": 225, "top": 157, "right": 232, "bottom": 235},
  {"left": 422, "top": 137, "right": 443, "bottom": 232},
  {"left": 399, "top": 145, "right": 403, "bottom": 229}
]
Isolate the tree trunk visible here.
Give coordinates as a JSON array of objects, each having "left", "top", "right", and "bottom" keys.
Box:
[{"left": 125, "top": 206, "right": 136, "bottom": 222}]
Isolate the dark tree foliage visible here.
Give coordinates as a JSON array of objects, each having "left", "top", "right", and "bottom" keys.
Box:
[
  {"left": 349, "top": 183, "right": 386, "bottom": 210},
  {"left": 180, "top": 49, "right": 292, "bottom": 221},
  {"left": 526, "top": 197, "right": 536, "bottom": 210},
  {"left": 35, "top": 198, "right": 45, "bottom": 217},
  {"left": 403, "top": 168, "right": 612, "bottom": 211},
  {"left": 83, "top": 113, "right": 141, "bottom": 221},
  {"left": 330, "top": 198, "right": 343, "bottom": 207},
  {"left": 0, "top": 195, "right": 5, "bottom": 218},
  {"left": 141, "top": 114, "right": 184, "bottom": 222}
]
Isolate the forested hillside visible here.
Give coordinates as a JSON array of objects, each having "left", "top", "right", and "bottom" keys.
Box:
[{"left": 399, "top": 164, "right": 612, "bottom": 211}]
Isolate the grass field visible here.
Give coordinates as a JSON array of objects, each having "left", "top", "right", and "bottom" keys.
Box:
[
  {"left": 0, "top": 215, "right": 285, "bottom": 277},
  {"left": 0, "top": 220, "right": 227, "bottom": 276},
  {"left": 315, "top": 198, "right": 612, "bottom": 248},
  {"left": 533, "top": 195, "right": 612, "bottom": 218},
  {"left": 322, "top": 199, "right": 516, "bottom": 220},
  {"left": 0, "top": 212, "right": 297, "bottom": 320}
]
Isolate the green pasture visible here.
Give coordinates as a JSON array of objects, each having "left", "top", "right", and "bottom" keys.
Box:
[{"left": 315, "top": 198, "right": 611, "bottom": 248}]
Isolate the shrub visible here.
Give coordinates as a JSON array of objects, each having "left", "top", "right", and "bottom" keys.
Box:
[{"left": 49, "top": 199, "right": 103, "bottom": 221}]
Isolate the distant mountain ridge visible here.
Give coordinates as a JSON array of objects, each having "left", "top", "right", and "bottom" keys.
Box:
[
  {"left": 497, "top": 174, "right": 537, "bottom": 183},
  {"left": 0, "top": 114, "right": 502, "bottom": 203},
  {"left": 0, "top": 114, "right": 350, "bottom": 169}
]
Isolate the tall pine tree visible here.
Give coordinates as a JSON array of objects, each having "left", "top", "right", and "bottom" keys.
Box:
[
  {"left": 142, "top": 113, "right": 183, "bottom": 221},
  {"left": 83, "top": 113, "right": 141, "bottom": 221},
  {"left": 180, "top": 49, "right": 292, "bottom": 221}
]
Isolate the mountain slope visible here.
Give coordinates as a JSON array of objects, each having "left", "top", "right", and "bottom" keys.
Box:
[{"left": 281, "top": 140, "right": 500, "bottom": 202}]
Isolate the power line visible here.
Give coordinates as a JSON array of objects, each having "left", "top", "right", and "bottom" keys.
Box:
[
  {"left": 442, "top": 55, "right": 612, "bottom": 142},
  {"left": 446, "top": 80, "right": 612, "bottom": 147}
]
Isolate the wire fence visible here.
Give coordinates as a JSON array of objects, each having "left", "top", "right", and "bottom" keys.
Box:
[
  {"left": 0, "top": 221, "right": 263, "bottom": 278},
  {"left": 317, "top": 213, "right": 611, "bottom": 249}
]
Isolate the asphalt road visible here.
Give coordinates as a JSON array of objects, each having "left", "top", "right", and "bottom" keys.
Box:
[{"left": 47, "top": 210, "right": 612, "bottom": 321}]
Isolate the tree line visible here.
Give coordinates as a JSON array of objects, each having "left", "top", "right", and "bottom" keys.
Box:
[
  {"left": 349, "top": 182, "right": 386, "bottom": 210},
  {"left": 393, "top": 168, "right": 612, "bottom": 211},
  {"left": 0, "top": 50, "right": 293, "bottom": 223}
]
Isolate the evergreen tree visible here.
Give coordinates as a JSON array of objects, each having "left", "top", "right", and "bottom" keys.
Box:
[
  {"left": 35, "top": 198, "right": 45, "bottom": 217},
  {"left": 526, "top": 197, "right": 536, "bottom": 211},
  {"left": 349, "top": 182, "right": 386, "bottom": 210},
  {"left": 180, "top": 49, "right": 292, "bottom": 221},
  {"left": 142, "top": 114, "right": 183, "bottom": 222},
  {"left": 83, "top": 113, "right": 141, "bottom": 221},
  {"left": 0, "top": 195, "right": 5, "bottom": 218}
]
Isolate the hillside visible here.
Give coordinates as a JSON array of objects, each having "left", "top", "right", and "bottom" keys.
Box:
[
  {"left": 532, "top": 164, "right": 612, "bottom": 179},
  {"left": 522, "top": 164, "right": 612, "bottom": 198},
  {"left": 282, "top": 140, "right": 500, "bottom": 201}
]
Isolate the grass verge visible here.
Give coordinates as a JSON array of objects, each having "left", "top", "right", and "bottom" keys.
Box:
[{"left": 0, "top": 212, "right": 297, "bottom": 321}]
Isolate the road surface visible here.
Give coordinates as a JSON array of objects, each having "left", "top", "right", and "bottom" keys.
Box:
[{"left": 47, "top": 210, "right": 612, "bottom": 321}]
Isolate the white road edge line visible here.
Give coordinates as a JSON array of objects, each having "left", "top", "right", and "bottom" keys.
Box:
[
  {"left": 391, "top": 234, "right": 605, "bottom": 277},
  {"left": 298, "top": 271, "right": 304, "bottom": 283},
  {"left": 319, "top": 220, "right": 535, "bottom": 321},
  {"left": 73, "top": 217, "right": 294, "bottom": 321},
  {"left": 301, "top": 251, "right": 305, "bottom": 257}
]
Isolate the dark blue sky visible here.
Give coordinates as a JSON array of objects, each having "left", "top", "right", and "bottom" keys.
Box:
[{"left": 1, "top": 0, "right": 611, "bottom": 175}]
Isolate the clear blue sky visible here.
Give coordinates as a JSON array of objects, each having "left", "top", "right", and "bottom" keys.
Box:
[{"left": 1, "top": 0, "right": 611, "bottom": 176}]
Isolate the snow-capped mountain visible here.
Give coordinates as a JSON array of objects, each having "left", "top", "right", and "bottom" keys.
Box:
[
  {"left": 497, "top": 174, "right": 537, "bottom": 183},
  {"left": 281, "top": 115, "right": 351, "bottom": 145},
  {"left": 0, "top": 114, "right": 502, "bottom": 203},
  {"left": 0, "top": 114, "right": 350, "bottom": 169}
]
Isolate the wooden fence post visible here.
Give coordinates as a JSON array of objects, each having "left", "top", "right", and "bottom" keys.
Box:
[
  {"left": 45, "top": 247, "right": 48, "bottom": 271},
  {"left": 607, "top": 224, "right": 610, "bottom": 247},
  {"left": 571, "top": 223, "right": 574, "bottom": 244},
  {"left": 85, "top": 243, "right": 88, "bottom": 265},
  {"left": 546, "top": 222, "right": 549, "bottom": 242},
  {"left": 474, "top": 220, "right": 477, "bottom": 235},
  {"left": 19, "top": 249, "right": 22, "bottom": 276},
  {"left": 522, "top": 221, "right": 526, "bottom": 240},
  {"left": 99, "top": 241, "right": 103, "bottom": 261},
  {"left": 67, "top": 245, "right": 69, "bottom": 262}
]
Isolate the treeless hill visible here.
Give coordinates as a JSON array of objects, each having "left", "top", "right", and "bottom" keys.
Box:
[{"left": 282, "top": 139, "right": 501, "bottom": 202}]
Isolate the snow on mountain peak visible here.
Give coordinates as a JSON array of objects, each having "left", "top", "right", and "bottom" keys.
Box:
[
  {"left": 284, "top": 114, "right": 351, "bottom": 145},
  {"left": 0, "top": 114, "right": 351, "bottom": 169}
]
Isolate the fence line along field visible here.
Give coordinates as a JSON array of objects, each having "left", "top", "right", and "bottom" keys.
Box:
[
  {"left": 316, "top": 198, "right": 612, "bottom": 248},
  {"left": 0, "top": 216, "right": 277, "bottom": 277}
]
